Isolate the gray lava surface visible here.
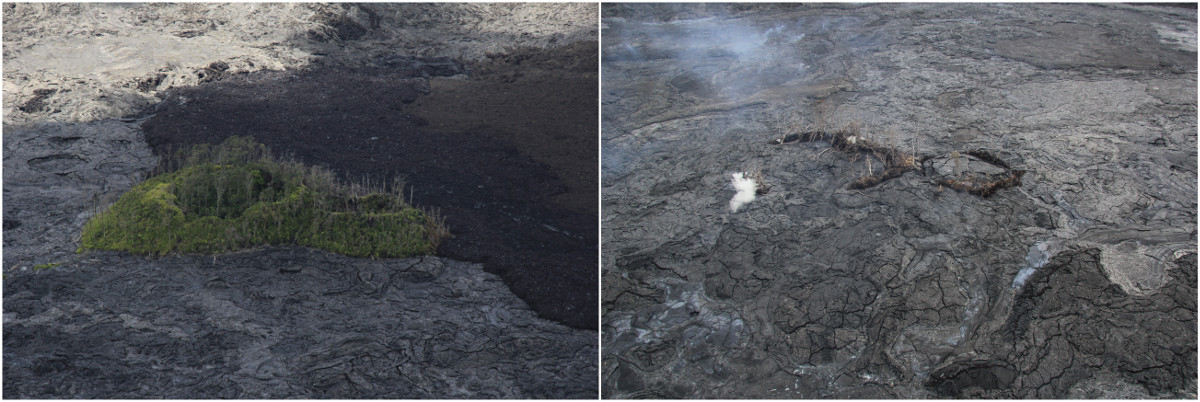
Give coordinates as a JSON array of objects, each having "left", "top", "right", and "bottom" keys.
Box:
[
  {"left": 4, "top": 249, "right": 595, "bottom": 398},
  {"left": 4, "top": 3, "right": 597, "bottom": 398},
  {"left": 601, "top": 3, "right": 1196, "bottom": 398}
]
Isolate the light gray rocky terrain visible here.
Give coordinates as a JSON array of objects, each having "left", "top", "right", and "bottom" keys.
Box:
[
  {"left": 3, "top": 3, "right": 596, "bottom": 126},
  {"left": 601, "top": 3, "right": 1196, "bottom": 398},
  {"left": 4, "top": 3, "right": 597, "bottom": 398}
]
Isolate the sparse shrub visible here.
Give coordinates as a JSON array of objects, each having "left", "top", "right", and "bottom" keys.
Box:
[
  {"left": 32, "top": 262, "right": 60, "bottom": 271},
  {"left": 745, "top": 170, "right": 769, "bottom": 195},
  {"left": 79, "top": 136, "right": 448, "bottom": 258},
  {"left": 729, "top": 172, "right": 759, "bottom": 212}
]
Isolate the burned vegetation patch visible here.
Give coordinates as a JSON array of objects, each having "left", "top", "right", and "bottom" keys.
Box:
[{"left": 770, "top": 126, "right": 1025, "bottom": 197}]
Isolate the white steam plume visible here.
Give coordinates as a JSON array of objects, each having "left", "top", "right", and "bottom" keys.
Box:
[{"left": 729, "top": 172, "right": 758, "bottom": 212}]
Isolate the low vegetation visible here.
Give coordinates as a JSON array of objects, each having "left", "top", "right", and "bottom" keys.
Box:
[
  {"left": 79, "top": 136, "right": 448, "bottom": 258},
  {"left": 32, "top": 262, "right": 60, "bottom": 271}
]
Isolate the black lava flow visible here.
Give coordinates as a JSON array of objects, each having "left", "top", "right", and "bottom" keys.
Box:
[{"left": 140, "top": 63, "right": 597, "bottom": 330}]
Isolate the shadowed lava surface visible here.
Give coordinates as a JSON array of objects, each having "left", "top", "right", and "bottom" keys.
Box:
[
  {"left": 140, "top": 44, "right": 598, "bottom": 330},
  {"left": 601, "top": 3, "right": 1195, "bottom": 399}
]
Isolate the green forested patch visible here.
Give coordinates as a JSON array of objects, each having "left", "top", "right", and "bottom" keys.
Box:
[{"left": 80, "top": 136, "right": 448, "bottom": 258}]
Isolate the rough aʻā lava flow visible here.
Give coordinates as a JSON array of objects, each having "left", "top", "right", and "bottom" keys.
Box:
[
  {"left": 4, "top": 3, "right": 597, "bottom": 398},
  {"left": 601, "top": 3, "right": 1196, "bottom": 398}
]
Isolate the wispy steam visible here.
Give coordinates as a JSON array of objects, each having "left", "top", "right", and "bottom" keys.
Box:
[{"left": 603, "top": 14, "right": 875, "bottom": 105}]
